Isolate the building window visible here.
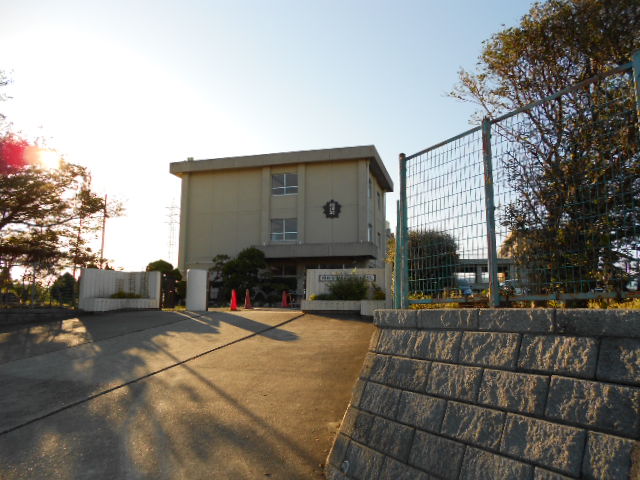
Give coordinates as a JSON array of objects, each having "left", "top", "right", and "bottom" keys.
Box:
[
  {"left": 456, "top": 272, "right": 476, "bottom": 282},
  {"left": 480, "top": 266, "right": 489, "bottom": 283},
  {"left": 377, "top": 192, "right": 381, "bottom": 209},
  {"left": 272, "top": 173, "right": 298, "bottom": 195},
  {"left": 271, "top": 218, "right": 297, "bottom": 241},
  {"left": 368, "top": 178, "right": 372, "bottom": 199},
  {"left": 269, "top": 264, "right": 297, "bottom": 290},
  {"left": 368, "top": 223, "right": 373, "bottom": 242},
  {"left": 270, "top": 264, "right": 297, "bottom": 277}
]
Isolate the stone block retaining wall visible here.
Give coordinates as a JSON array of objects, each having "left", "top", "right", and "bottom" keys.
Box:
[{"left": 326, "top": 309, "right": 640, "bottom": 480}]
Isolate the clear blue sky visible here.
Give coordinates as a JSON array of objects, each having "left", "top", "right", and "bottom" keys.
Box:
[{"left": 0, "top": 0, "right": 534, "bottom": 270}]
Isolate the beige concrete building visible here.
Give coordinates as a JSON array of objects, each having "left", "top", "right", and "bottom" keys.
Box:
[{"left": 170, "top": 145, "right": 393, "bottom": 296}]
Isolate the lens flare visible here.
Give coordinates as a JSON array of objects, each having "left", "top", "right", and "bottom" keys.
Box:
[
  {"left": 36, "top": 149, "right": 61, "bottom": 169},
  {"left": 0, "top": 137, "right": 29, "bottom": 171}
]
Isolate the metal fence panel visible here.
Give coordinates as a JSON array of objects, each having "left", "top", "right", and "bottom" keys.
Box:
[
  {"left": 405, "top": 127, "right": 487, "bottom": 304},
  {"left": 492, "top": 67, "right": 639, "bottom": 302},
  {"left": 400, "top": 55, "right": 640, "bottom": 307}
]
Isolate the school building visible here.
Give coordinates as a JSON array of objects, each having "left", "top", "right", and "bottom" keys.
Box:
[{"left": 169, "top": 145, "right": 393, "bottom": 297}]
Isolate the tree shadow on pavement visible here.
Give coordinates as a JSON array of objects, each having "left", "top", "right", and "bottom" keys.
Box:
[
  {"left": 0, "top": 318, "right": 90, "bottom": 364},
  {"left": 0, "top": 311, "right": 188, "bottom": 365},
  {"left": 0, "top": 309, "right": 319, "bottom": 479},
  {"left": 206, "top": 311, "right": 299, "bottom": 341}
]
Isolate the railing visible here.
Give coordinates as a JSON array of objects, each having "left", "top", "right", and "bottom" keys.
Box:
[{"left": 395, "top": 51, "right": 640, "bottom": 308}]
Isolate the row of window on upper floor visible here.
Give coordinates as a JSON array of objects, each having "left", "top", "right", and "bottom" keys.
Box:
[
  {"left": 272, "top": 173, "right": 384, "bottom": 210},
  {"left": 271, "top": 217, "right": 382, "bottom": 246}
]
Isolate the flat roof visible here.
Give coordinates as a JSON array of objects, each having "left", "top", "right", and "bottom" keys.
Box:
[{"left": 169, "top": 145, "right": 393, "bottom": 192}]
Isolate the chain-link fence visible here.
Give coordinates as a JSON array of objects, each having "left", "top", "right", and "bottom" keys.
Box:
[{"left": 396, "top": 52, "right": 640, "bottom": 307}]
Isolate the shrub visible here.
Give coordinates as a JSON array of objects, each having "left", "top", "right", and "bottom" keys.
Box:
[
  {"left": 110, "top": 290, "right": 142, "bottom": 299},
  {"left": 588, "top": 297, "right": 640, "bottom": 309},
  {"left": 312, "top": 293, "right": 335, "bottom": 300},
  {"left": 328, "top": 276, "right": 368, "bottom": 300},
  {"left": 372, "top": 285, "right": 386, "bottom": 300},
  {"left": 51, "top": 273, "right": 76, "bottom": 305}
]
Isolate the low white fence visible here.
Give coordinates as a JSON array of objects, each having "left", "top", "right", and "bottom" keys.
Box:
[{"left": 79, "top": 269, "right": 161, "bottom": 312}]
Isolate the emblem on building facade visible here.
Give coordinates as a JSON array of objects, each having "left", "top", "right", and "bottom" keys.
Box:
[{"left": 323, "top": 199, "right": 341, "bottom": 218}]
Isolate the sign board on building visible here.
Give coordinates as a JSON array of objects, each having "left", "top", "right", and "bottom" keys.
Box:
[{"left": 319, "top": 274, "right": 376, "bottom": 282}]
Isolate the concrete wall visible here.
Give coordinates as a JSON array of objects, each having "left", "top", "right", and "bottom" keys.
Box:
[
  {"left": 0, "top": 308, "right": 77, "bottom": 326},
  {"left": 78, "top": 269, "right": 161, "bottom": 312},
  {"left": 79, "top": 297, "right": 160, "bottom": 312},
  {"left": 300, "top": 299, "right": 386, "bottom": 317},
  {"left": 326, "top": 309, "right": 640, "bottom": 480}
]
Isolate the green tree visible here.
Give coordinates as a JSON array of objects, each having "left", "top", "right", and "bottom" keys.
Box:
[
  {"left": 51, "top": 272, "right": 76, "bottom": 305},
  {"left": 0, "top": 156, "right": 109, "bottom": 276},
  {"left": 408, "top": 230, "right": 459, "bottom": 294},
  {"left": 386, "top": 234, "right": 397, "bottom": 299},
  {"left": 146, "top": 259, "right": 183, "bottom": 307},
  {"left": 146, "top": 259, "right": 173, "bottom": 273},
  {"left": 146, "top": 259, "right": 182, "bottom": 280},
  {"left": 0, "top": 74, "right": 120, "bottom": 281},
  {"left": 452, "top": 0, "right": 640, "bottom": 298},
  {"left": 221, "top": 247, "right": 267, "bottom": 294},
  {"left": 451, "top": 0, "right": 639, "bottom": 120},
  {"left": 210, "top": 249, "right": 292, "bottom": 305},
  {"left": 208, "top": 254, "right": 231, "bottom": 286}
]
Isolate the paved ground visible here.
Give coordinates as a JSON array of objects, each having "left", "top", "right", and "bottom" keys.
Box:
[{"left": 0, "top": 309, "right": 373, "bottom": 479}]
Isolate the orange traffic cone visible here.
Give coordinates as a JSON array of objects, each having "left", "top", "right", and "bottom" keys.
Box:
[
  {"left": 281, "top": 290, "right": 290, "bottom": 308},
  {"left": 244, "top": 289, "right": 253, "bottom": 309},
  {"left": 230, "top": 289, "right": 238, "bottom": 311}
]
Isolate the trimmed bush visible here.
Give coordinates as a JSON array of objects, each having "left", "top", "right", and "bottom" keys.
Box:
[
  {"left": 311, "top": 293, "right": 335, "bottom": 300},
  {"left": 372, "top": 284, "right": 386, "bottom": 300},
  {"left": 328, "top": 276, "right": 368, "bottom": 300},
  {"left": 110, "top": 290, "right": 142, "bottom": 299}
]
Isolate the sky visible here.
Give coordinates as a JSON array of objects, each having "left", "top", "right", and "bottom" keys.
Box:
[{"left": 0, "top": 0, "right": 534, "bottom": 271}]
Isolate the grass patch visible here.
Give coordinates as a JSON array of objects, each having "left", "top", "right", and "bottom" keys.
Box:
[{"left": 588, "top": 297, "right": 640, "bottom": 309}]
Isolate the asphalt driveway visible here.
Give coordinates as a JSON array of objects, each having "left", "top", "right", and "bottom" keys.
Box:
[{"left": 0, "top": 309, "right": 373, "bottom": 479}]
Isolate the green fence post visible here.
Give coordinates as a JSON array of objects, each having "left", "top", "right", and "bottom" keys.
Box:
[
  {"left": 633, "top": 50, "right": 640, "bottom": 125},
  {"left": 482, "top": 118, "right": 500, "bottom": 307},
  {"left": 394, "top": 200, "right": 401, "bottom": 309},
  {"left": 399, "top": 153, "right": 409, "bottom": 309}
]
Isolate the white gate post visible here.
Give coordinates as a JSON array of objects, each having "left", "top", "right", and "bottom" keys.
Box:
[{"left": 186, "top": 269, "right": 208, "bottom": 311}]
